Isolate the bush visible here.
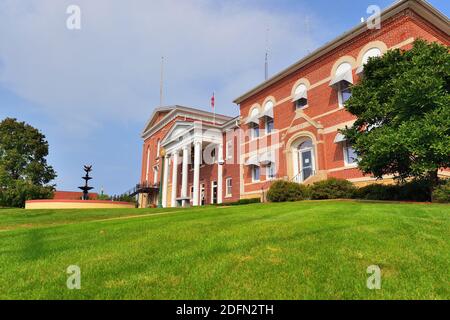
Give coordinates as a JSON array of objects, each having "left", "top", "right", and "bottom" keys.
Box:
[
  {"left": 309, "top": 178, "right": 356, "bottom": 200},
  {"left": 235, "top": 198, "right": 261, "bottom": 205},
  {"left": 432, "top": 180, "right": 450, "bottom": 203},
  {"left": 267, "top": 180, "right": 309, "bottom": 202},
  {"left": 354, "top": 179, "right": 433, "bottom": 202},
  {"left": 353, "top": 184, "right": 397, "bottom": 201},
  {"left": 217, "top": 198, "right": 261, "bottom": 206}
]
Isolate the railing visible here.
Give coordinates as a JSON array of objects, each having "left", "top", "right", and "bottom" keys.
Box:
[
  {"left": 292, "top": 170, "right": 316, "bottom": 184},
  {"left": 124, "top": 182, "right": 159, "bottom": 197}
]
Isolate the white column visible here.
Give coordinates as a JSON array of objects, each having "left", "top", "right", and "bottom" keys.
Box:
[
  {"left": 181, "top": 145, "right": 189, "bottom": 206},
  {"left": 171, "top": 152, "right": 179, "bottom": 208},
  {"left": 193, "top": 141, "right": 201, "bottom": 206},
  {"left": 217, "top": 144, "right": 223, "bottom": 204},
  {"left": 162, "top": 154, "right": 170, "bottom": 208}
]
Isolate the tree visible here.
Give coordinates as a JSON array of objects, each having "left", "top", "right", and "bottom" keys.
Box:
[
  {"left": 0, "top": 118, "right": 56, "bottom": 207},
  {"left": 342, "top": 40, "right": 449, "bottom": 197}
]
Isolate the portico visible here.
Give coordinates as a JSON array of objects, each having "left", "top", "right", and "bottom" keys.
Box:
[{"left": 160, "top": 121, "right": 224, "bottom": 207}]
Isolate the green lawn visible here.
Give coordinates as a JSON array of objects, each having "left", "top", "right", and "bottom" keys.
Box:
[{"left": 0, "top": 201, "right": 448, "bottom": 300}]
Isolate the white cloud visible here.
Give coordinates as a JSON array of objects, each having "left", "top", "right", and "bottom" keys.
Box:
[{"left": 0, "top": 0, "right": 320, "bottom": 134}]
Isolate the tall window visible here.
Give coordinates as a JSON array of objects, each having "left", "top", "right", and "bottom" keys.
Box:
[
  {"left": 248, "top": 108, "right": 260, "bottom": 140},
  {"left": 331, "top": 62, "right": 353, "bottom": 108},
  {"left": 226, "top": 178, "right": 232, "bottom": 197},
  {"left": 156, "top": 139, "right": 161, "bottom": 158},
  {"left": 357, "top": 47, "right": 382, "bottom": 74},
  {"left": 263, "top": 100, "right": 274, "bottom": 135},
  {"left": 153, "top": 167, "right": 158, "bottom": 185},
  {"left": 338, "top": 81, "right": 352, "bottom": 106},
  {"left": 266, "top": 118, "right": 274, "bottom": 134},
  {"left": 252, "top": 166, "right": 260, "bottom": 182},
  {"left": 251, "top": 125, "right": 260, "bottom": 139},
  {"left": 293, "top": 84, "right": 308, "bottom": 109},
  {"left": 145, "top": 147, "right": 151, "bottom": 182},
  {"left": 226, "top": 140, "right": 233, "bottom": 160},
  {"left": 266, "top": 163, "right": 276, "bottom": 180},
  {"left": 343, "top": 142, "right": 358, "bottom": 166}
]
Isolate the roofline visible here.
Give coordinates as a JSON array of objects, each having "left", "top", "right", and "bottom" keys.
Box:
[
  {"left": 233, "top": 0, "right": 450, "bottom": 104},
  {"left": 141, "top": 105, "right": 235, "bottom": 139}
]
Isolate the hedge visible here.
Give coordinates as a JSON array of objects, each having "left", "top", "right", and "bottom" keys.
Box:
[
  {"left": 267, "top": 180, "right": 309, "bottom": 202},
  {"left": 309, "top": 178, "right": 357, "bottom": 200}
]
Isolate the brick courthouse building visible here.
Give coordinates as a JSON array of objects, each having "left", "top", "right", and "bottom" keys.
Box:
[{"left": 137, "top": 0, "right": 449, "bottom": 208}]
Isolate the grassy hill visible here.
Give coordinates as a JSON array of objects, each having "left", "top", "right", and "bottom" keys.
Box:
[{"left": 0, "top": 201, "right": 448, "bottom": 300}]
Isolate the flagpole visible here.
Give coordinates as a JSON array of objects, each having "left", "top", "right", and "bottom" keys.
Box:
[{"left": 213, "top": 91, "right": 216, "bottom": 125}]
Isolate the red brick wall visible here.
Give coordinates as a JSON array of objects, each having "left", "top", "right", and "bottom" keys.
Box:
[
  {"left": 238, "top": 9, "right": 449, "bottom": 193},
  {"left": 53, "top": 191, "right": 99, "bottom": 200}
]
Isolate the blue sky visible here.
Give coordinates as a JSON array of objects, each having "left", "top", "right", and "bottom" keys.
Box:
[{"left": 0, "top": 0, "right": 448, "bottom": 195}]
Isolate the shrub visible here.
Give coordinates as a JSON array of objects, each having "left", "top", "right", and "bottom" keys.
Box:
[
  {"left": 267, "top": 180, "right": 309, "bottom": 202},
  {"left": 354, "top": 179, "right": 433, "bottom": 202},
  {"left": 432, "top": 180, "right": 450, "bottom": 203},
  {"left": 217, "top": 198, "right": 261, "bottom": 206},
  {"left": 353, "top": 184, "right": 397, "bottom": 201},
  {"left": 309, "top": 178, "right": 356, "bottom": 200},
  {"left": 235, "top": 198, "right": 261, "bottom": 205}
]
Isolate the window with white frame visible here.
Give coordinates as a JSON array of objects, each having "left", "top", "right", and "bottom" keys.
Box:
[
  {"left": 156, "top": 139, "right": 161, "bottom": 158},
  {"left": 343, "top": 141, "right": 358, "bottom": 166},
  {"left": 263, "top": 100, "right": 274, "bottom": 134},
  {"left": 338, "top": 81, "right": 352, "bottom": 107},
  {"left": 145, "top": 147, "right": 151, "bottom": 181},
  {"left": 251, "top": 126, "right": 260, "bottom": 139},
  {"left": 249, "top": 108, "right": 260, "bottom": 140},
  {"left": 293, "top": 84, "right": 308, "bottom": 109},
  {"left": 153, "top": 166, "right": 158, "bottom": 185},
  {"left": 252, "top": 166, "right": 260, "bottom": 182},
  {"left": 226, "top": 178, "right": 232, "bottom": 197},
  {"left": 265, "top": 118, "right": 274, "bottom": 134},
  {"left": 226, "top": 140, "right": 233, "bottom": 160},
  {"left": 331, "top": 62, "right": 353, "bottom": 108},
  {"left": 357, "top": 47, "right": 382, "bottom": 74},
  {"left": 266, "top": 163, "right": 276, "bottom": 180}
]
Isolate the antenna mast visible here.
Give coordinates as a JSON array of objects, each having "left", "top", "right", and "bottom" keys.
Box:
[
  {"left": 160, "top": 56, "right": 164, "bottom": 107},
  {"left": 265, "top": 26, "right": 270, "bottom": 80}
]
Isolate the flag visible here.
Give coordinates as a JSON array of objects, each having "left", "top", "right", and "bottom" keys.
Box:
[{"left": 211, "top": 92, "right": 215, "bottom": 110}]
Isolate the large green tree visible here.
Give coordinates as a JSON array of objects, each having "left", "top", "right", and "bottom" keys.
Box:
[
  {"left": 0, "top": 118, "right": 56, "bottom": 207},
  {"left": 342, "top": 40, "right": 449, "bottom": 193}
]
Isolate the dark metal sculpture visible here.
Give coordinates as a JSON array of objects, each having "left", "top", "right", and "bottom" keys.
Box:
[{"left": 78, "top": 165, "right": 93, "bottom": 200}]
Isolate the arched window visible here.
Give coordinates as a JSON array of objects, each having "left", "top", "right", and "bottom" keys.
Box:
[
  {"left": 264, "top": 100, "right": 274, "bottom": 111},
  {"left": 293, "top": 138, "right": 315, "bottom": 183},
  {"left": 298, "top": 140, "right": 313, "bottom": 151},
  {"left": 246, "top": 108, "right": 260, "bottom": 139},
  {"left": 262, "top": 100, "right": 274, "bottom": 134},
  {"left": 357, "top": 48, "right": 382, "bottom": 74},
  {"left": 293, "top": 84, "right": 308, "bottom": 109},
  {"left": 156, "top": 139, "right": 161, "bottom": 157},
  {"left": 330, "top": 62, "right": 353, "bottom": 108}
]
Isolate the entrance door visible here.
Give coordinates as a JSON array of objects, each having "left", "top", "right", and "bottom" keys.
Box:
[
  {"left": 211, "top": 181, "right": 218, "bottom": 204},
  {"left": 300, "top": 150, "right": 313, "bottom": 181},
  {"left": 296, "top": 139, "right": 315, "bottom": 182}
]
